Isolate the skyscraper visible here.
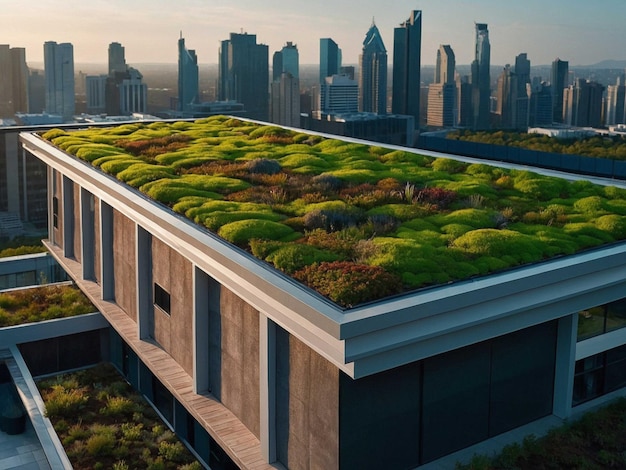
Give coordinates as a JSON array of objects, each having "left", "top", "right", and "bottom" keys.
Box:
[
  {"left": 358, "top": 20, "right": 387, "bottom": 114},
  {"left": 271, "top": 42, "right": 300, "bottom": 127},
  {"left": 319, "top": 38, "right": 341, "bottom": 84},
  {"left": 119, "top": 68, "right": 147, "bottom": 114},
  {"left": 86, "top": 75, "right": 107, "bottom": 114},
  {"left": 471, "top": 23, "right": 491, "bottom": 129},
  {"left": 392, "top": 10, "right": 422, "bottom": 128},
  {"left": 606, "top": 76, "right": 626, "bottom": 126},
  {"left": 108, "top": 42, "right": 126, "bottom": 76},
  {"left": 428, "top": 45, "right": 456, "bottom": 127},
  {"left": 563, "top": 79, "right": 604, "bottom": 128},
  {"left": 219, "top": 32, "right": 269, "bottom": 121},
  {"left": 0, "top": 45, "right": 29, "bottom": 118},
  {"left": 178, "top": 34, "right": 199, "bottom": 112},
  {"left": 551, "top": 58, "right": 569, "bottom": 123},
  {"left": 44, "top": 41, "right": 75, "bottom": 121},
  {"left": 320, "top": 74, "right": 358, "bottom": 114},
  {"left": 273, "top": 42, "right": 299, "bottom": 80},
  {"left": 435, "top": 44, "right": 455, "bottom": 85}
]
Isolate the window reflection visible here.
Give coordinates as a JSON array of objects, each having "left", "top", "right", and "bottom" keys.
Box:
[{"left": 577, "top": 298, "right": 626, "bottom": 341}]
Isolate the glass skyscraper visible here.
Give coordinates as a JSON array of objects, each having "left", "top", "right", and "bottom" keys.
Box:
[
  {"left": 471, "top": 23, "right": 491, "bottom": 129},
  {"left": 319, "top": 38, "right": 341, "bottom": 84},
  {"left": 44, "top": 41, "right": 75, "bottom": 121},
  {"left": 178, "top": 35, "right": 199, "bottom": 112},
  {"left": 359, "top": 21, "right": 387, "bottom": 115},
  {"left": 392, "top": 10, "right": 422, "bottom": 127}
]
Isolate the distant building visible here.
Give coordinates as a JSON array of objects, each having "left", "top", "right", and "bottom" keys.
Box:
[
  {"left": 528, "top": 79, "right": 553, "bottom": 127},
  {"left": 44, "top": 41, "right": 75, "bottom": 121},
  {"left": 551, "top": 58, "right": 569, "bottom": 123},
  {"left": 339, "top": 66, "right": 355, "bottom": 81},
  {"left": 427, "top": 45, "right": 456, "bottom": 128},
  {"left": 456, "top": 74, "right": 472, "bottom": 127},
  {"left": 318, "top": 74, "right": 358, "bottom": 115},
  {"left": 108, "top": 42, "right": 126, "bottom": 76},
  {"left": 119, "top": 68, "right": 147, "bottom": 115},
  {"left": 358, "top": 21, "right": 387, "bottom": 115},
  {"left": 392, "top": 10, "right": 422, "bottom": 129},
  {"left": 85, "top": 75, "right": 108, "bottom": 114},
  {"left": 219, "top": 32, "right": 269, "bottom": 122},
  {"left": 0, "top": 45, "right": 29, "bottom": 118},
  {"left": 513, "top": 53, "right": 531, "bottom": 128},
  {"left": 273, "top": 41, "right": 298, "bottom": 81},
  {"left": 606, "top": 75, "right": 626, "bottom": 126},
  {"left": 28, "top": 70, "right": 46, "bottom": 114},
  {"left": 563, "top": 79, "right": 604, "bottom": 128},
  {"left": 471, "top": 23, "right": 491, "bottom": 129},
  {"left": 178, "top": 35, "right": 199, "bottom": 113},
  {"left": 319, "top": 38, "right": 341, "bottom": 84},
  {"left": 271, "top": 43, "right": 300, "bottom": 127}
]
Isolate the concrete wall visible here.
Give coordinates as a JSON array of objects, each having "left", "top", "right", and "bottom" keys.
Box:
[
  {"left": 72, "top": 182, "right": 81, "bottom": 264},
  {"left": 112, "top": 209, "right": 136, "bottom": 321},
  {"left": 52, "top": 171, "right": 62, "bottom": 249},
  {"left": 94, "top": 197, "right": 101, "bottom": 285},
  {"left": 151, "top": 237, "right": 194, "bottom": 375},
  {"left": 277, "top": 328, "right": 339, "bottom": 470},
  {"left": 220, "top": 286, "right": 261, "bottom": 439}
]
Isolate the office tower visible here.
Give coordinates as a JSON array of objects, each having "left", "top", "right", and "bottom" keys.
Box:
[
  {"left": 563, "top": 79, "right": 604, "bottom": 127},
  {"left": 471, "top": 23, "right": 491, "bottom": 129},
  {"left": 392, "top": 10, "right": 422, "bottom": 126},
  {"left": 428, "top": 45, "right": 456, "bottom": 127},
  {"left": 606, "top": 76, "right": 626, "bottom": 125},
  {"left": 340, "top": 66, "right": 355, "bottom": 81},
  {"left": 528, "top": 79, "right": 553, "bottom": 127},
  {"left": 359, "top": 20, "right": 387, "bottom": 114},
  {"left": 514, "top": 53, "right": 531, "bottom": 128},
  {"left": 496, "top": 65, "right": 515, "bottom": 128},
  {"left": 86, "top": 75, "right": 108, "bottom": 114},
  {"left": 456, "top": 75, "right": 472, "bottom": 127},
  {"left": 178, "top": 35, "right": 199, "bottom": 112},
  {"left": 320, "top": 74, "right": 358, "bottom": 114},
  {"left": 319, "top": 38, "right": 341, "bottom": 84},
  {"left": 44, "top": 41, "right": 75, "bottom": 121},
  {"left": 28, "top": 70, "right": 46, "bottom": 113},
  {"left": 219, "top": 32, "right": 269, "bottom": 121},
  {"left": 0, "top": 45, "right": 29, "bottom": 118},
  {"left": 108, "top": 42, "right": 126, "bottom": 76},
  {"left": 119, "top": 68, "right": 147, "bottom": 114},
  {"left": 271, "top": 42, "right": 300, "bottom": 127},
  {"left": 551, "top": 58, "right": 569, "bottom": 123}
]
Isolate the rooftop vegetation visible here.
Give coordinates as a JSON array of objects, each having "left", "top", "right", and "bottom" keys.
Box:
[{"left": 40, "top": 117, "right": 626, "bottom": 307}]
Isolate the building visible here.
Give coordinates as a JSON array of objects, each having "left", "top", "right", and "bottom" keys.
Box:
[
  {"left": 19, "top": 119, "right": 626, "bottom": 469},
  {"left": 456, "top": 74, "right": 473, "bottom": 127},
  {"left": 551, "top": 58, "right": 569, "bottom": 123},
  {"left": 319, "top": 38, "right": 341, "bottom": 84},
  {"left": 605, "top": 76, "right": 626, "bottom": 126},
  {"left": 471, "top": 23, "right": 491, "bottom": 129},
  {"left": 513, "top": 53, "right": 531, "bottom": 128},
  {"left": 44, "top": 41, "right": 75, "bottom": 122},
  {"left": 108, "top": 42, "right": 126, "bottom": 76},
  {"left": 219, "top": 32, "right": 269, "bottom": 122},
  {"left": 178, "top": 35, "right": 199, "bottom": 113},
  {"left": 528, "top": 79, "right": 553, "bottom": 127},
  {"left": 392, "top": 10, "right": 422, "bottom": 129},
  {"left": 28, "top": 70, "right": 46, "bottom": 114},
  {"left": 563, "top": 79, "right": 605, "bottom": 128},
  {"left": 119, "top": 68, "right": 147, "bottom": 115},
  {"left": 318, "top": 74, "right": 358, "bottom": 115},
  {"left": 0, "top": 45, "right": 29, "bottom": 118},
  {"left": 358, "top": 21, "right": 387, "bottom": 115},
  {"left": 273, "top": 42, "right": 299, "bottom": 81},
  {"left": 85, "top": 75, "right": 108, "bottom": 114},
  {"left": 270, "top": 43, "right": 300, "bottom": 128},
  {"left": 427, "top": 45, "right": 456, "bottom": 128}
]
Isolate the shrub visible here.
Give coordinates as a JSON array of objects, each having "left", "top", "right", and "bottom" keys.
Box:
[
  {"left": 246, "top": 158, "right": 282, "bottom": 174},
  {"left": 86, "top": 430, "right": 116, "bottom": 456},
  {"left": 451, "top": 228, "right": 547, "bottom": 263},
  {"left": 100, "top": 396, "right": 136, "bottom": 417},
  {"left": 44, "top": 385, "right": 89, "bottom": 418},
  {"left": 294, "top": 261, "right": 402, "bottom": 307},
  {"left": 218, "top": 219, "right": 295, "bottom": 245},
  {"left": 266, "top": 243, "right": 339, "bottom": 274}
]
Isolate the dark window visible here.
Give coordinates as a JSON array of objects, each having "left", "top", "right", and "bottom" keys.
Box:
[
  {"left": 154, "top": 283, "right": 171, "bottom": 314},
  {"left": 577, "top": 297, "right": 626, "bottom": 341},
  {"left": 574, "top": 344, "right": 626, "bottom": 406},
  {"left": 52, "top": 196, "right": 59, "bottom": 228}
]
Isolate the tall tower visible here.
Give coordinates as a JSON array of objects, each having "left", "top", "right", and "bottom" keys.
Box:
[
  {"left": 108, "top": 42, "right": 126, "bottom": 76},
  {"left": 471, "top": 23, "right": 491, "bottom": 129},
  {"left": 219, "top": 32, "right": 269, "bottom": 121},
  {"left": 435, "top": 45, "right": 455, "bottom": 85},
  {"left": 178, "top": 34, "right": 199, "bottom": 112},
  {"left": 319, "top": 38, "right": 341, "bottom": 84},
  {"left": 359, "top": 20, "right": 387, "bottom": 114},
  {"left": 428, "top": 45, "right": 456, "bottom": 127},
  {"left": 551, "top": 58, "right": 569, "bottom": 123},
  {"left": 44, "top": 41, "right": 75, "bottom": 121},
  {"left": 271, "top": 42, "right": 300, "bottom": 127},
  {"left": 0, "top": 45, "right": 29, "bottom": 117},
  {"left": 273, "top": 42, "right": 299, "bottom": 81},
  {"left": 392, "top": 10, "right": 422, "bottom": 126}
]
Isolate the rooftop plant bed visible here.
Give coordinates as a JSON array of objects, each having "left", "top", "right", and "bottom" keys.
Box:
[
  {"left": 0, "top": 284, "right": 95, "bottom": 327},
  {"left": 0, "top": 237, "right": 47, "bottom": 258},
  {"left": 40, "top": 117, "right": 626, "bottom": 307},
  {"left": 447, "top": 129, "right": 626, "bottom": 160}
]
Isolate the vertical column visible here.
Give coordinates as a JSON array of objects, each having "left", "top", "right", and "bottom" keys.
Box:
[
  {"left": 5, "top": 133, "right": 19, "bottom": 214},
  {"left": 47, "top": 166, "right": 55, "bottom": 245},
  {"left": 136, "top": 225, "right": 153, "bottom": 340},
  {"left": 62, "top": 176, "right": 74, "bottom": 258},
  {"left": 80, "top": 188, "right": 95, "bottom": 280},
  {"left": 193, "top": 266, "right": 210, "bottom": 394},
  {"left": 259, "top": 314, "right": 277, "bottom": 463},
  {"left": 553, "top": 313, "right": 577, "bottom": 418},
  {"left": 100, "top": 201, "right": 114, "bottom": 300}
]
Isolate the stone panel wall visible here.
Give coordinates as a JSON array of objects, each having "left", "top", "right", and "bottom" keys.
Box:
[{"left": 112, "top": 209, "right": 136, "bottom": 321}]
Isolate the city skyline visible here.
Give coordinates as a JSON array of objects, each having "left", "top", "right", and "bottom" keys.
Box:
[{"left": 1, "top": 0, "right": 625, "bottom": 67}]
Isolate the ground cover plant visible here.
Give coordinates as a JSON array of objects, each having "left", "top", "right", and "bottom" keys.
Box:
[
  {"left": 456, "top": 397, "right": 626, "bottom": 469},
  {"left": 0, "top": 236, "right": 46, "bottom": 258},
  {"left": 41, "top": 117, "right": 626, "bottom": 307},
  {"left": 38, "top": 363, "right": 202, "bottom": 470},
  {"left": 0, "top": 284, "right": 95, "bottom": 327}
]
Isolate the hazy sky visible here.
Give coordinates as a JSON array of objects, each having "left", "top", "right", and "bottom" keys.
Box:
[{"left": 2, "top": 0, "right": 625, "bottom": 67}]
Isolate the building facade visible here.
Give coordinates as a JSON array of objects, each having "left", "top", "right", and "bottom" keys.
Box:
[
  {"left": 606, "top": 76, "right": 626, "bottom": 126},
  {"left": 44, "top": 41, "right": 75, "bottom": 122},
  {"left": 319, "top": 38, "right": 341, "bottom": 85},
  {"left": 178, "top": 35, "right": 199, "bottom": 113},
  {"left": 319, "top": 74, "right": 358, "bottom": 115},
  {"left": 551, "top": 58, "right": 569, "bottom": 124},
  {"left": 427, "top": 45, "right": 456, "bottom": 128},
  {"left": 563, "top": 79, "right": 605, "bottom": 128},
  {"left": 358, "top": 21, "right": 387, "bottom": 115},
  {"left": 0, "top": 45, "right": 29, "bottom": 118},
  {"left": 392, "top": 10, "right": 422, "bottom": 129},
  {"left": 219, "top": 33, "right": 269, "bottom": 122},
  {"left": 86, "top": 75, "right": 108, "bottom": 114},
  {"left": 471, "top": 23, "right": 491, "bottom": 130}
]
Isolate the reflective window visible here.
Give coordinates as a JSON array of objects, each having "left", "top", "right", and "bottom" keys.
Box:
[{"left": 577, "top": 298, "right": 626, "bottom": 341}]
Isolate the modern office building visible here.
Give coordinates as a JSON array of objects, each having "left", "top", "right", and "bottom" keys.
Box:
[
  {"left": 563, "top": 79, "right": 605, "bottom": 128},
  {"left": 319, "top": 74, "right": 358, "bottom": 115},
  {"left": 392, "top": 10, "right": 422, "bottom": 129},
  {"left": 0, "top": 45, "right": 29, "bottom": 118},
  {"left": 28, "top": 70, "right": 46, "bottom": 114},
  {"left": 119, "top": 68, "right": 147, "bottom": 115},
  {"left": 319, "top": 38, "right": 341, "bottom": 84},
  {"left": 178, "top": 35, "right": 199, "bottom": 113},
  {"left": 606, "top": 76, "right": 626, "bottom": 126},
  {"left": 427, "top": 45, "right": 456, "bottom": 127},
  {"left": 471, "top": 23, "right": 491, "bottom": 129},
  {"left": 273, "top": 42, "right": 299, "bottom": 81},
  {"left": 456, "top": 74, "right": 473, "bottom": 127},
  {"left": 270, "top": 43, "right": 300, "bottom": 128},
  {"left": 551, "top": 58, "right": 569, "bottom": 123},
  {"left": 528, "top": 79, "right": 553, "bottom": 127},
  {"left": 513, "top": 53, "right": 531, "bottom": 128},
  {"left": 19, "top": 118, "right": 626, "bottom": 469},
  {"left": 85, "top": 75, "right": 108, "bottom": 114},
  {"left": 219, "top": 33, "right": 269, "bottom": 121},
  {"left": 43, "top": 41, "right": 75, "bottom": 122},
  {"left": 358, "top": 21, "right": 387, "bottom": 115},
  {"left": 108, "top": 42, "right": 127, "bottom": 76}
]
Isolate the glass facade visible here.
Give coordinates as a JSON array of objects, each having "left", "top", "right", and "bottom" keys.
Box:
[
  {"left": 577, "top": 297, "right": 626, "bottom": 341},
  {"left": 573, "top": 344, "right": 626, "bottom": 405}
]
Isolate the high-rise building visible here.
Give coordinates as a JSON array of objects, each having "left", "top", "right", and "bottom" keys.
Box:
[
  {"left": 86, "top": 75, "right": 108, "bottom": 114},
  {"left": 320, "top": 74, "right": 358, "bottom": 115},
  {"left": 273, "top": 42, "right": 298, "bottom": 81},
  {"left": 435, "top": 45, "right": 455, "bottom": 85},
  {"left": 528, "top": 79, "right": 553, "bottom": 127},
  {"left": 44, "top": 41, "right": 75, "bottom": 121},
  {"left": 392, "top": 10, "right": 422, "bottom": 127},
  {"left": 456, "top": 75, "right": 472, "bottom": 127},
  {"left": 271, "top": 43, "right": 300, "bottom": 127},
  {"left": 219, "top": 32, "right": 269, "bottom": 121},
  {"left": 471, "top": 23, "right": 491, "bottom": 129},
  {"left": 563, "top": 79, "right": 604, "bottom": 128},
  {"left": 551, "top": 58, "right": 569, "bottom": 123},
  {"left": 358, "top": 21, "right": 387, "bottom": 114},
  {"left": 319, "top": 38, "right": 341, "bottom": 84},
  {"left": 606, "top": 75, "right": 626, "bottom": 126},
  {"left": 514, "top": 53, "right": 531, "bottom": 128},
  {"left": 119, "top": 68, "right": 147, "bottom": 115},
  {"left": 108, "top": 42, "right": 126, "bottom": 76},
  {"left": 496, "top": 64, "right": 516, "bottom": 128},
  {"left": 428, "top": 45, "right": 456, "bottom": 127},
  {"left": 28, "top": 70, "right": 46, "bottom": 114},
  {"left": 178, "top": 35, "right": 199, "bottom": 112},
  {"left": 0, "top": 45, "right": 29, "bottom": 118}
]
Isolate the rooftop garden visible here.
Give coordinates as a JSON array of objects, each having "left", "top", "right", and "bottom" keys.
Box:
[{"left": 40, "top": 117, "right": 626, "bottom": 307}]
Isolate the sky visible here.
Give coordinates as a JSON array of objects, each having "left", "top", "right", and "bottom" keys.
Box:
[{"left": 1, "top": 0, "right": 625, "bottom": 67}]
